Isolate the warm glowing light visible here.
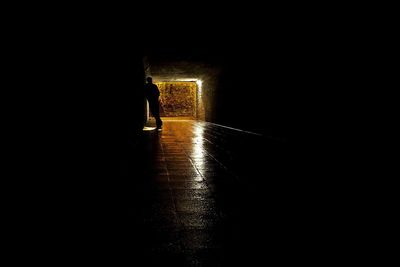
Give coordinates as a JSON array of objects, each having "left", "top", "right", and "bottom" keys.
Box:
[
  {"left": 154, "top": 78, "right": 205, "bottom": 120},
  {"left": 191, "top": 124, "right": 205, "bottom": 172},
  {"left": 196, "top": 80, "right": 202, "bottom": 95}
]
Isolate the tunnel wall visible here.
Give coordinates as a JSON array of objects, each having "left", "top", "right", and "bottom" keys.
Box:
[
  {"left": 212, "top": 54, "right": 294, "bottom": 139},
  {"left": 212, "top": 41, "right": 318, "bottom": 141},
  {"left": 26, "top": 29, "right": 148, "bottom": 261},
  {"left": 156, "top": 82, "right": 197, "bottom": 117}
]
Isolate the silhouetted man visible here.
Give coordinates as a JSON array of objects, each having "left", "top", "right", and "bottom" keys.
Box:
[{"left": 144, "top": 77, "right": 163, "bottom": 130}]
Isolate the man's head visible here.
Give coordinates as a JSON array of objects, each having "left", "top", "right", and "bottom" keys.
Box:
[{"left": 146, "top": 77, "right": 153, "bottom": 83}]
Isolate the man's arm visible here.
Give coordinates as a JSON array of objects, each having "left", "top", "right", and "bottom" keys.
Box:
[{"left": 154, "top": 85, "right": 160, "bottom": 97}]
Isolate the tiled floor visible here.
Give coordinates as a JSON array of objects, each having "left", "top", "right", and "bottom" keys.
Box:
[{"left": 124, "top": 119, "right": 293, "bottom": 266}]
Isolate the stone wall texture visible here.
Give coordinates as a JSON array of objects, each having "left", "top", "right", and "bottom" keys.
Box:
[{"left": 156, "top": 82, "right": 196, "bottom": 117}]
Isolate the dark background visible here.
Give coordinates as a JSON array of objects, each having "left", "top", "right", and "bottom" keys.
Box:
[{"left": 9, "top": 8, "right": 358, "bottom": 264}]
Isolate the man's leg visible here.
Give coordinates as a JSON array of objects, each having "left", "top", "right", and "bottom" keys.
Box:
[
  {"left": 153, "top": 99, "right": 162, "bottom": 129},
  {"left": 149, "top": 99, "right": 162, "bottom": 129}
]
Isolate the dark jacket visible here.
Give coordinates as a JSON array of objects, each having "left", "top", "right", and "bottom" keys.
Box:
[{"left": 144, "top": 83, "right": 160, "bottom": 100}]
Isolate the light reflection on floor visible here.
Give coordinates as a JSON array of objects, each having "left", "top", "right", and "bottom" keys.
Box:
[
  {"left": 191, "top": 123, "right": 206, "bottom": 172},
  {"left": 142, "top": 126, "right": 157, "bottom": 131},
  {"left": 136, "top": 118, "right": 289, "bottom": 266}
]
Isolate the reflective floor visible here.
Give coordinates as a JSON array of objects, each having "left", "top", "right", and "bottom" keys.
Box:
[{"left": 125, "top": 119, "right": 294, "bottom": 266}]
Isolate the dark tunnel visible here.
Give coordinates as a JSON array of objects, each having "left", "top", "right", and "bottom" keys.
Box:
[
  {"left": 17, "top": 16, "right": 357, "bottom": 266},
  {"left": 109, "top": 47, "right": 324, "bottom": 266}
]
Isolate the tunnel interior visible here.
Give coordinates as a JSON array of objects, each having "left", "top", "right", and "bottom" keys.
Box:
[
  {"left": 28, "top": 14, "right": 349, "bottom": 267},
  {"left": 145, "top": 53, "right": 289, "bottom": 138}
]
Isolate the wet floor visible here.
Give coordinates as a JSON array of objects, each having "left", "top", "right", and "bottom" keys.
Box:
[{"left": 123, "top": 119, "right": 299, "bottom": 266}]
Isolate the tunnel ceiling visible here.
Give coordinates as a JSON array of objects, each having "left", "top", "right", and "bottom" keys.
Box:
[
  {"left": 145, "top": 45, "right": 226, "bottom": 64},
  {"left": 148, "top": 60, "right": 217, "bottom": 81},
  {"left": 146, "top": 46, "right": 224, "bottom": 81}
]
